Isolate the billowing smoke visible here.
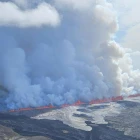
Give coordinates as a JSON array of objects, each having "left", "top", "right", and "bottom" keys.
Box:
[{"left": 0, "top": 0, "right": 139, "bottom": 109}]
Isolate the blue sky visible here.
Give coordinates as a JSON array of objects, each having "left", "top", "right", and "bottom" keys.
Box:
[{"left": 110, "top": 0, "right": 140, "bottom": 69}]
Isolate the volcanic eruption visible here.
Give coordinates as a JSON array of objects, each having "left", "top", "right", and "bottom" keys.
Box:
[{"left": 0, "top": 0, "right": 140, "bottom": 110}]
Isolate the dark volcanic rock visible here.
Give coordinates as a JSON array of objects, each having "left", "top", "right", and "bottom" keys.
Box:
[
  {"left": 105, "top": 101, "right": 140, "bottom": 139},
  {"left": 86, "top": 121, "right": 138, "bottom": 140},
  {"left": 0, "top": 99, "right": 140, "bottom": 140},
  {"left": 0, "top": 109, "right": 139, "bottom": 140},
  {"left": 0, "top": 124, "right": 52, "bottom": 140},
  {"left": 0, "top": 113, "right": 87, "bottom": 140}
]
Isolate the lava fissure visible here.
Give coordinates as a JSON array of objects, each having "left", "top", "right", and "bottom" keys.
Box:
[{"left": 7, "top": 94, "right": 140, "bottom": 113}]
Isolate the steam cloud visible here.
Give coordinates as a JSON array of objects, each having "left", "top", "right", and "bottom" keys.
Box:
[{"left": 0, "top": 0, "right": 140, "bottom": 109}]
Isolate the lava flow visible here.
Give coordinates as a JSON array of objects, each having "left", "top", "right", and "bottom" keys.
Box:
[{"left": 7, "top": 94, "right": 140, "bottom": 113}]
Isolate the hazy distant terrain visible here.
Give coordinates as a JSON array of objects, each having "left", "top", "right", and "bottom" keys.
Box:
[{"left": 0, "top": 97, "right": 140, "bottom": 140}]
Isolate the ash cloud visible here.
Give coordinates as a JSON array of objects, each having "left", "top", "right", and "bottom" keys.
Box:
[{"left": 0, "top": 0, "right": 139, "bottom": 109}]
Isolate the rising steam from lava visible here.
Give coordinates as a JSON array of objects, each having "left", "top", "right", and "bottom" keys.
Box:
[{"left": 0, "top": 0, "right": 139, "bottom": 109}]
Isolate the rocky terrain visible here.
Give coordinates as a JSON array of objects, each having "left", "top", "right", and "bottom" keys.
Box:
[{"left": 0, "top": 97, "right": 140, "bottom": 140}]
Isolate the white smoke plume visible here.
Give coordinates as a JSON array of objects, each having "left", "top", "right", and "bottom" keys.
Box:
[
  {"left": 0, "top": 0, "right": 139, "bottom": 109},
  {"left": 0, "top": 1, "right": 60, "bottom": 27}
]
